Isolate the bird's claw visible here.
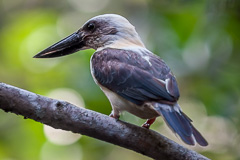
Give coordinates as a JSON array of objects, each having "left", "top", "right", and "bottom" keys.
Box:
[
  {"left": 142, "top": 123, "right": 151, "bottom": 129},
  {"left": 141, "top": 118, "right": 156, "bottom": 129},
  {"left": 109, "top": 112, "right": 120, "bottom": 121}
]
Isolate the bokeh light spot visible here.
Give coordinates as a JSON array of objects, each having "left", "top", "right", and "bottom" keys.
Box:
[
  {"left": 47, "top": 88, "right": 85, "bottom": 108},
  {"left": 68, "top": 0, "right": 110, "bottom": 13},
  {"left": 19, "top": 25, "right": 62, "bottom": 73},
  {"left": 43, "top": 125, "right": 81, "bottom": 146},
  {"left": 43, "top": 88, "right": 85, "bottom": 145},
  {"left": 183, "top": 40, "right": 210, "bottom": 72},
  {"left": 40, "top": 141, "right": 82, "bottom": 160}
]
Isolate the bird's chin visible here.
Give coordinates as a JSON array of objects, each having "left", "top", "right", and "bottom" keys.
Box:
[{"left": 33, "top": 32, "right": 86, "bottom": 58}]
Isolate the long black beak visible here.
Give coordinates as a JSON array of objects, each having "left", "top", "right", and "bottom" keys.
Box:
[{"left": 34, "top": 32, "right": 85, "bottom": 58}]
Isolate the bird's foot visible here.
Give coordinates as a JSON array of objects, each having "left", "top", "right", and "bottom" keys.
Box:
[
  {"left": 141, "top": 118, "right": 156, "bottom": 129},
  {"left": 109, "top": 112, "right": 120, "bottom": 120}
]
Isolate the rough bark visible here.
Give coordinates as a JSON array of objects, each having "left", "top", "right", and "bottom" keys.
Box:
[{"left": 0, "top": 82, "right": 209, "bottom": 160}]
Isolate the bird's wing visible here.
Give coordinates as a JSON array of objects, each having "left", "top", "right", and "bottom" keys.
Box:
[{"left": 91, "top": 48, "right": 179, "bottom": 105}]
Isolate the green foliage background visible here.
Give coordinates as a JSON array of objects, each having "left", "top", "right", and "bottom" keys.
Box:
[{"left": 0, "top": 0, "right": 240, "bottom": 160}]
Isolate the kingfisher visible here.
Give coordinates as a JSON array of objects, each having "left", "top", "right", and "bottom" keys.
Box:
[{"left": 34, "top": 14, "right": 208, "bottom": 146}]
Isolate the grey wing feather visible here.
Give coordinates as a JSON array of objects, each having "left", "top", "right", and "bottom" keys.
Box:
[{"left": 92, "top": 48, "right": 179, "bottom": 105}]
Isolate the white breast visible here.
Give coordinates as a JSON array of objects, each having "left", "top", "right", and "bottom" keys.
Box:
[{"left": 99, "top": 85, "right": 159, "bottom": 119}]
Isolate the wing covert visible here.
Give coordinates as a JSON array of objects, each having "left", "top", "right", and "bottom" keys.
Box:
[{"left": 91, "top": 48, "right": 179, "bottom": 105}]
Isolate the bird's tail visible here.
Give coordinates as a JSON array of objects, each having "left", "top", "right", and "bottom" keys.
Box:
[{"left": 154, "top": 103, "right": 208, "bottom": 146}]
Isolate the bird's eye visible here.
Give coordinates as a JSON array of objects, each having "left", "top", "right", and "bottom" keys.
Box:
[{"left": 87, "top": 23, "right": 95, "bottom": 31}]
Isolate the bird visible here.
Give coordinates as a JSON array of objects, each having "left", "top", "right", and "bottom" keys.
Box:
[{"left": 34, "top": 14, "right": 208, "bottom": 146}]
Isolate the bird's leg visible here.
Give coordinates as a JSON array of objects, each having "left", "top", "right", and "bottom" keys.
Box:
[
  {"left": 142, "top": 118, "right": 156, "bottom": 129},
  {"left": 109, "top": 109, "right": 120, "bottom": 120}
]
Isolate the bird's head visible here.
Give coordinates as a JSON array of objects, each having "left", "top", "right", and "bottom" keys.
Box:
[{"left": 34, "top": 14, "right": 144, "bottom": 58}]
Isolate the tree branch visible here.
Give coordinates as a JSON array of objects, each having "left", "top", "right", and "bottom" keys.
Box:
[{"left": 0, "top": 82, "right": 209, "bottom": 160}]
